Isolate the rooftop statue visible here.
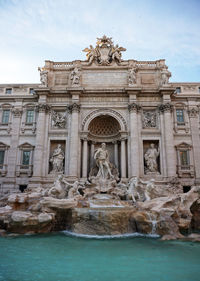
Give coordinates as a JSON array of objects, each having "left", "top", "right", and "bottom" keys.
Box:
[
  {"left": 38, "top": 67, "right": 48, "bottom": 87},
  {"left": 83, "top": 35, "right": 126, "bottom": 65}
]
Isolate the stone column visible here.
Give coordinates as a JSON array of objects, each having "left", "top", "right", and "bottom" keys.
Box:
[
  {"left": 128, "top": 103, "right": 141, "bottom": 177},
  {"left": 159, "top": 112, "right": 167, "bottom": 177},
  {"left": 68, "top": 103, "right": 80, "bottom": 178},
  {"left": 188, "top": 107, "right": 200, "bottom": 181},
  {"left": 114, "top": 141, "right": 119, "bottom": 168},
  {"left": 159, "top": 103, "right": 176, "bottom": 177},
  {"left": 120, "top": 138, "right": 126, "bottom": 178},
  {"left": 32, "top": 104, "right": 50, "bottom": 178},
  {"left": 90, "top": 142, "right": 95, "bottom": 171},
  {"left": 82, "top": 138, "right": 88, "bottom": 178},
  {"left": 7, "top": 108, "right": 22, "bottom": 179}
]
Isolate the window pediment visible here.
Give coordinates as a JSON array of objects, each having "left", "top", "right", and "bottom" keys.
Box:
[
  {"left": 18, "top": 142, "right": 34, "bottom": 150},
  {"left": 0, "top": 103, "right": 12, "bottom": 109},
  {"left": 175, "top": 142, "right": 192, "bottom": 149},
  {"left": 0, "top": 142, "right": 9, "bottom": 149}
]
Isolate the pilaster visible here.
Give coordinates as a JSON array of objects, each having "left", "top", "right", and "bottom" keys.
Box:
[
  {"left": 68, "top": 102, "right": 80, "bottom": 179},
  {"left": 158, "top": 102, "right": 176, "bottom": 178},
  {"left": 188, "top": 107, "right": 200, "bottom": 181},
  {"left": 128, "top": 102, "right": 141, "bottom": 178},
  {"left": 32, "top": 103, "right": 50, "bottom": 180},
  {"left": 7, "top": 107, "right": 23, "bottom": 180}
]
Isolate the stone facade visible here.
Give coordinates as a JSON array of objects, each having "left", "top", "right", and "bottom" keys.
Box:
[{"left": 0, "top": 36, "right": 200, "bottom": 195}]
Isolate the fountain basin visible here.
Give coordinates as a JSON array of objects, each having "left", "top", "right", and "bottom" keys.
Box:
[{"left": 1, "top": 233, "right": 200, "bottom": 281}]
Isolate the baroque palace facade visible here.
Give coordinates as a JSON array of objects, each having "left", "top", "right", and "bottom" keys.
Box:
[{"left": 0, "top": 35, "right": 200, "bottom": 194}]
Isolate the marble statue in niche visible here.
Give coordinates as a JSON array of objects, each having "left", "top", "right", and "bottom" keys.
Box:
[
  {"left": 51, "top": 111, "right": 67, "bottom": 129},
  {"left": 50, "top": 144, "right": 64, "bottom": 173},
  {"left": 143, "top": 111, "right": 157, "bottom": 128},
  {"left": 94, "top": 143, "right": 114, "bottom": 179},
  {"left": 144, "top": 143, "right": 160, "bottom": 174}
]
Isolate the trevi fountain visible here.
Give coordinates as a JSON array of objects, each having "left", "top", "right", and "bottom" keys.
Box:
[{"left": 0, "top": 35, "right": 200, "bottom": 281}]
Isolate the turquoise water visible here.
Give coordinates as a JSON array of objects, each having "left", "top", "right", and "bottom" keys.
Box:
[{"left": 0, "top": 233, "right": 200, "bottom": 281}]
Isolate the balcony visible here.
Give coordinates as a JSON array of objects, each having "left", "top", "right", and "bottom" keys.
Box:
[
  {"left": 177, "top": 165, "right": 194, "bottom": 177},
  {"left": 0, "top": 164, "right": 7, "bottom": 176},
  {"left": 16, "top": 165, "right": 33, "bottom": 177}
]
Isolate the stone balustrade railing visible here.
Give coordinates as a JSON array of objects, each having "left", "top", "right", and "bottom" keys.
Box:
[
  {"left": 53, "top": 62, "right": 74, "bottom": 69},
  {"left": 136, "top": 61, "right": 157, "bottom": 68}
]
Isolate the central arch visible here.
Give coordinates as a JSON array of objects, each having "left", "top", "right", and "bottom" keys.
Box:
[
  {"left": 82, "top": 109, "right": 127, "bottom": 132},
  {"left": 88, "top": 115, "right": 121, "bottom": 142},
  {"left": 81, "top": 110, "right": 128, "bottom": 179}
]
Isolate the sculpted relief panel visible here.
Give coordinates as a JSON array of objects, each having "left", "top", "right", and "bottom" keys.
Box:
[
  {"left": 142, "top": 110, "right": 157, "bottom": 128},
  {"left": 51, "top": 110, "right": 67, "bottom": 129}
]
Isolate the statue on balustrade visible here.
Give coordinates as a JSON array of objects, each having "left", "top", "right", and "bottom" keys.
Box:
[
  {"left": 70, "top": 66, "right": 81, "bottom": 85},
  {"left": 128, "top": 68, "right": 136, "bottom": 85},
  {"left": 144, "top": 143, "right": 160, "bottom": 174},
  {"left": 94, "top": 143, "right": 114, "bottom": 179},
  {"left": 38, "top": 67, "right": 48, "bottom": 87},
  {"left": 161, "top": 66, "right": 171, "bottom": 85},
  {"left": 50, "top": 144, "right": 64, "bottom": 173}
]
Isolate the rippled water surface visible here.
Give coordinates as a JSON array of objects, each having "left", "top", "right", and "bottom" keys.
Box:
[{"left": 0, "top": 232, "right": 200, "bottom": 281}]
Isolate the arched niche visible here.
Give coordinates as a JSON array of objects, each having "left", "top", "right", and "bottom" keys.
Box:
[
  {"left": 81, "top": 111, "right": 128, "bottom": 179},
  {"left": 82, "top": 109, "right": 127, "bottom": 132}
]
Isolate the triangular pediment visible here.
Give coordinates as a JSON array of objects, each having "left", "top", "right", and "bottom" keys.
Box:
[
  {"left": 0, "top": 142, "right": 9, "bottom": 148},
  {"left": 18, "top": 142, "right": 34, "bottom": 149},
  {"left": 175, "top": 142, "right": 192, "bottom": 149}
]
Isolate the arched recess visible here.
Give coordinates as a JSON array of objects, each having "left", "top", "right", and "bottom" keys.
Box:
[
  {"left": 81, "top": 109, "right": 128, "bottom": 179},
  {"left": 82, "top": 109, "right": 127, "bottom": 132}
]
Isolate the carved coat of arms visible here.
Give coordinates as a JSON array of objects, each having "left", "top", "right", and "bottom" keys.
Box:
[{"left": 83, "top": 35, "right": 126, "bottom": 65}]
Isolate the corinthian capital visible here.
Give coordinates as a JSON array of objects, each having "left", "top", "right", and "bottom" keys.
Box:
[
  {"left": 158, "top": 103, "right": 173, "bottom": 113},
  {"left": 67, "top": 103, "right": 80, "bottom": 113},
  {"left": 188, "top": 107, "right": 199, "bottom": 118},
  {"left": 128, "top": 103, "right": 141, "bottom": 113},
  {"left": 37, "top": 103, "right": 51, "bottom": 112}
]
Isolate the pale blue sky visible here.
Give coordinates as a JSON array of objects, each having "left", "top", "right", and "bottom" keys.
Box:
[{"left": 0, "top": 0, "right": 199, "bottom": 83}]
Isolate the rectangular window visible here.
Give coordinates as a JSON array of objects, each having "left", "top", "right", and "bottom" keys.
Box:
[
  {"left": 176, "top": 109, "right": 184, "bottom": 124},
  {"left": 29, "top": 88, "right": 35, "bottom": 95},
  {"left": 22, "top": 151, "right": 31, "bottom": 166},
  {"left": 2, "top": 110, "right": 10, "bottom": 124},
  {"left": 26, "top": 110, "right": 34, "bottom": 124},
  {"left": 176, "top": 87, "right": 181, "bottom": 94},
  {"left": 5, "top": 88, "right": 12, "bottom": 94},
  {"left": 0, "top": 150, "right": 5, "bottom": 167},
  {"left": 180, "top": 150, "right": 189, "bottom": 167}
]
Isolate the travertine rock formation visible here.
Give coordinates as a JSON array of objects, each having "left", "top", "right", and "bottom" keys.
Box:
[{"left": 0, "top": 181, "right": 199, "bottom": 240}]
